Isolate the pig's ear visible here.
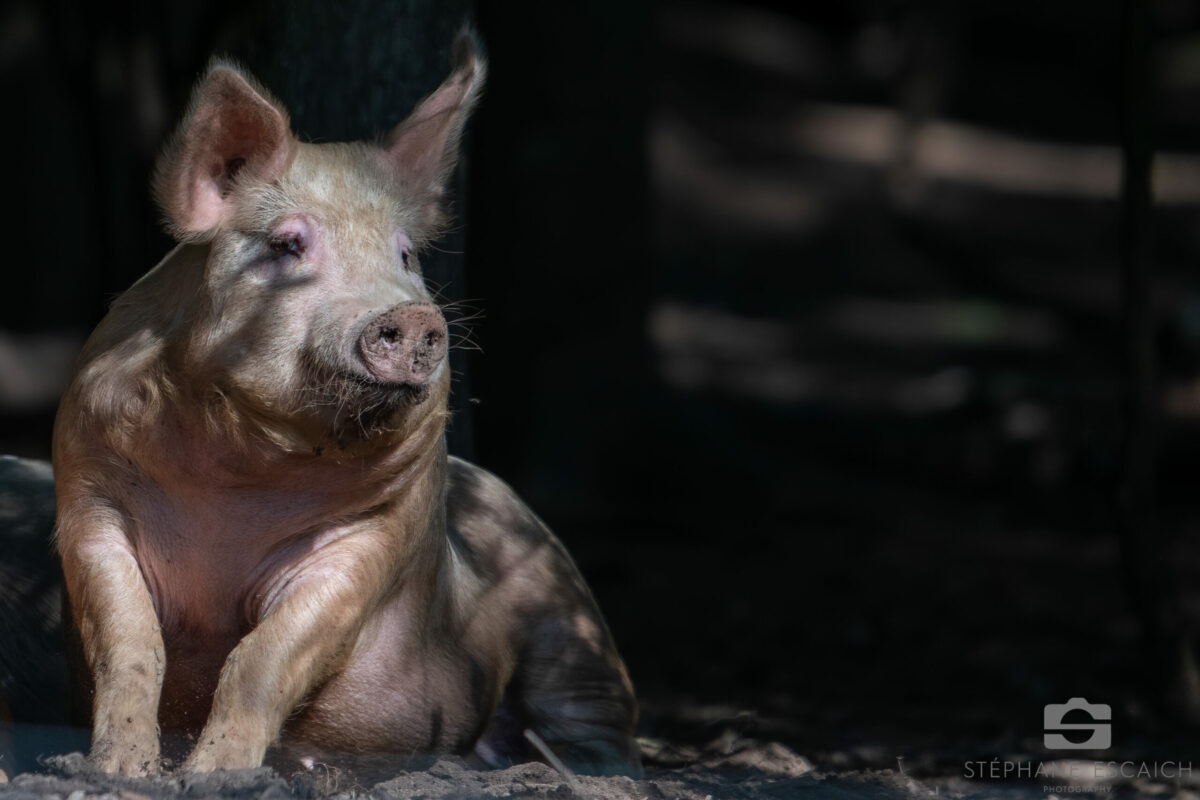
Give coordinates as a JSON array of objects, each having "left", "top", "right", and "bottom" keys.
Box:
[
  {"left": 153, "top": 59, "right": 294, "bottom": 239},
  {"left": 385, "top": 30, "right": 486, "bottom": 203}
]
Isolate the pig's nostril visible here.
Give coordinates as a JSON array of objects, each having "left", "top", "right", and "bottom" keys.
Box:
[
  {"left": 379, "top": 327, "right": 401, "bottom": 345},
  {"left": 424, "top": 330, "right": 441, "bottom": 348}
]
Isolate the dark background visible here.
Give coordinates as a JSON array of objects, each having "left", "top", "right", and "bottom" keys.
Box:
[{"left": 5, "top": 0, "right": 1200, "bottom": 774}]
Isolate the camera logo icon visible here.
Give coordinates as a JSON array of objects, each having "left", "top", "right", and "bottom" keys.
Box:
[{"left": 1043, "top": 697, "right": 1111, "bottom": 750}]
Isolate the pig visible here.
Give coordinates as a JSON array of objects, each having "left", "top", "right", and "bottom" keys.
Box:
[{"left": 52, "top": 32, "right": 639, "bottom": 778}]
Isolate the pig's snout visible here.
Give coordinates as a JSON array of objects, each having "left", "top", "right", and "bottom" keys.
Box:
[{"left": 359, "top": 302, "right": 448, "bottom": 386}]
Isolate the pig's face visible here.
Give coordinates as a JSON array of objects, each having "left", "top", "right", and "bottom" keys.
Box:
[
  {"left": 151, "top": 46, "right": 482, "bottom": 452},
  {"left": 198, "top": 145, "right": 447, "bottom": 446}
]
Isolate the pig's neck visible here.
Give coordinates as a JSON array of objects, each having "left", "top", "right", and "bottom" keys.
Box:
[
  {"left": 151, "top": 390, "right": 449, "bottom": 512},
  {"left": 131, "top": 397, "right": 454, "bottom": 626}
]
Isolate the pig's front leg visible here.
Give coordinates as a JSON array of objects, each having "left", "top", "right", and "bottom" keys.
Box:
[
  {"left": 58, "top": 510, "right": 165, "bottom": 777},
  {"left": 181, "top": 547, "right": 387, "bottom": 772}
]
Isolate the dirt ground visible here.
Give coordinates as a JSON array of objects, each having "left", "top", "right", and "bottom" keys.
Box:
[{"left": 0, "top": 729, "right": 1197, "bottom": 800}]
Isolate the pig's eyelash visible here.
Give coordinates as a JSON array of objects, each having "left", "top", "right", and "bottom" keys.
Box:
[{"left": 268, "top": 234, "right": 304, "bottom": 258}]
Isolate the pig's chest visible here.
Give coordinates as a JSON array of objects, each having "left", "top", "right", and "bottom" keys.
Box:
[
  {"left": 128, "top": 491, "right": 323, "bottom": 728},
  {"left": 136, "top": 498, "right": 278, "bottom": 630},
  {"left": 131, "top": 480, "right": 347, "bottom": 618},
  {"left": 133, "top": 493, "right": 491, "bottom": 756},
  {"left": 140, "top": 509, "right": 282, "bottom": 731}
]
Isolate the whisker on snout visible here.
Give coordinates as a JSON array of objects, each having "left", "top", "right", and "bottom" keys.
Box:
[{"left": 435, "top": 298, "right": 484, "bottom": 356}]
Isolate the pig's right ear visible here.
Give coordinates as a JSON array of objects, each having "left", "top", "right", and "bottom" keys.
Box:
[
  {"left": 385, "top": 30, "right": 486, "bottom": 212},
  {"left": 152, "top": 60, "right": 294, "bottom": 240}
]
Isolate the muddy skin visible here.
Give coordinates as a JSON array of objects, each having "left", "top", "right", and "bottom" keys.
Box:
[{"left": 48, "top": 32, "right": 639, "bottom": 780}]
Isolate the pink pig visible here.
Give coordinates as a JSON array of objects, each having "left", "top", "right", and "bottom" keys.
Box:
[{"left": 52, "top": 32, "right": 639, "bottom": 778}]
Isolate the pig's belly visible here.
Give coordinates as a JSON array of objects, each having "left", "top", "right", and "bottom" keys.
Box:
[
  {"left": 161, "top": 626, "right": 485, "bottom": 758},
  {"left": 276, "top": 595, "right": 490, "bottom": 758}
]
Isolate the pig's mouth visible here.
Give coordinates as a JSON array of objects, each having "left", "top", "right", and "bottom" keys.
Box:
[
  {"left": 317, "top": 370, "right": 431, "bottom": 446},
  {"left": 324, "top": 367, "right": 433, "bottom": 424},
  {"left": 342, "top": 371, "right": 431, "bottom": 408},
  {"left": 343, "top": 372, "right": 434, "bottom": 445},
  {"left": 296, "top": 347, "right": 436, "bottom": 447}
]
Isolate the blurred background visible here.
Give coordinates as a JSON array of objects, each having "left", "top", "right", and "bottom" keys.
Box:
[{"left": 4, "top": 0, "right": 1200, "bottom": 780}]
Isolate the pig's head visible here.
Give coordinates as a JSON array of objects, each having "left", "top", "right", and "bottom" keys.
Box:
[{"left": 149, "top": 34, "right": 484, "bottom": 456}]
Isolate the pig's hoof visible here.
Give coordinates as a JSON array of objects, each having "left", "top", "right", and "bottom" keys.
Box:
[
  {"left": 181, "top": 740, "right": 261, "bottom": 773},
  {"left": 90, "top": 744, "right": 160, "bottom": 777},
  {"left": 181, "top": 750, "right": 219, "bottom": 774},
  {"left": 180, "top": 757, "right": 213, "bottom": 774}
]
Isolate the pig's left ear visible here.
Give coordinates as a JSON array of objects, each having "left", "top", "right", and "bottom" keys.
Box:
[
  {"left": 385, "top": 30, "right": 486, "bottom": 208},
  {"left": 153, "top": 59, "right": 295, "bottom": 240}
]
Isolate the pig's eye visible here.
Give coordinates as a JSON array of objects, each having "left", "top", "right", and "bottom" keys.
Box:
[
  {"left": 395, "top": 231, "right": 414, "bottom": 272},
  {"left": 268, "top": 235, "right": 304, "bottom": 258}
]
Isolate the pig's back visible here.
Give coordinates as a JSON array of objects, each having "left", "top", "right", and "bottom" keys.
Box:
[
  {"left": 445, "top": 456, "right": 590, "bottom": 614},
  {"left": 444, "top": 457, "right": 641, "bottom": 776}
]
